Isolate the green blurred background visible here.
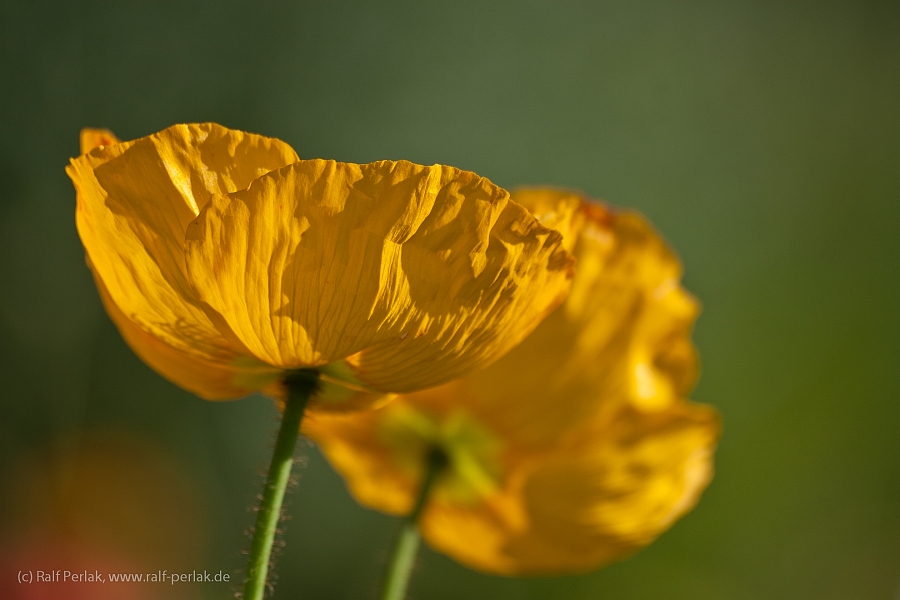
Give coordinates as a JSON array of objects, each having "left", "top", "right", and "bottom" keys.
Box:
[{"left": 1, "top": 1, "right": 898, "bottom": 598}]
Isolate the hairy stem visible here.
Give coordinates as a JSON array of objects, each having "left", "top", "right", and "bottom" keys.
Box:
[{"left": 242, "top": 369, "right": 318, "bottom": 600}]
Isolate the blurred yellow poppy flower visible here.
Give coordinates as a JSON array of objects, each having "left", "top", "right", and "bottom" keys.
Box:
[
  {"left": 304, "top": 189, "right": 721, "bottom": 575},
  {"left": 66, "top": 124, "right": 575, "bottom": 408}
]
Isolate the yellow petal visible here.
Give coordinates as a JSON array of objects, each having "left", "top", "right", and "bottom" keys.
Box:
[
  {"left": 308, "top": 189, "right": 718, "bottom": 574},
  {"left": 303, "top": 407, "right": 412, "bottom": 513},
  {"left": 345, "top": 193, "right": 697, "bottom": 451},
  {"left": 423, "top": 402, "right": 720, "bottom": 575},
  {"left": 502, "top": 188, "right": 585, "bottom": 252},
  {"left": 184, "top": 160, "right": 574, "bottom": 392},
  {"left": 67, "top": 123, "right": 299, "bottom": 395},
  {"left": 452, "top": 190, "right": 701, "bottom": 452},
  {"left": 90, "top": 259, "right": 280, "bottom": 400},
  {"left": 308, "top": 394, "right": 719, "bottom": 575}
]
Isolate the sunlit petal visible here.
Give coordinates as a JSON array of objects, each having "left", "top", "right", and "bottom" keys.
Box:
[{"left": 184, "top": 160, "right": 574, "bottom": 392}]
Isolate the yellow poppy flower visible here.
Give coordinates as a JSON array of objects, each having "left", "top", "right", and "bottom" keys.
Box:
[
  {"left": 67, "top": 124, "right": 575, "bottom": 407},
  {"left": 304, "top": 189, "right": 721, "bottom": 575}
]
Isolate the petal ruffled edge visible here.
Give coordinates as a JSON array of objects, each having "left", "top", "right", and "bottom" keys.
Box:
[
  {"left": 184, "top": 159, "right": 575, "bottom": 393},
  {"left": 69, "top": 124, "right": 302, "bottom": 397},
  {"left": 307, "top": 188, "right": 720, "bottom": 574},
  {"left": 425, "top": 192, "right": 701, "bottom": 454}
]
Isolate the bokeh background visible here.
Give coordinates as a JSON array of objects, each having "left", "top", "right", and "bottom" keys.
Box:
[{"left": 1, "top": 1, "right": 898, "bottom": 598}]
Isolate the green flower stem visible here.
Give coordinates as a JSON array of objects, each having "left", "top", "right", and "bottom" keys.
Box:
[
  {"left": 380, "top": 447, "right": 448, "bottom": 600},
  {"left": 243, "top": 369, "right": 319, "bottom": 600}
]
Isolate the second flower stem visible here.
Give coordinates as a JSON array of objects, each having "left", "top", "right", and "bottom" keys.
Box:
[
  {"left": 379, "top": 447, "right": 447, "bottom": 600},
  {"left": 242, "top": 369, "right": 318, "bottom": 600}
]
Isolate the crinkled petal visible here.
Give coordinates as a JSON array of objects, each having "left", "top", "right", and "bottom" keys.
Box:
[
  {"left": 67, "top": 123, "right": 298, "bottom": 388},
  {"left": 347, "top": 193, "right": 698, "bottom": 451},
  {"left": 184, "top": 160, "right": 574, "bottom": 392},
  {"left": 308, "top": 189, "right": 718, "bottom": 574},
  {"left": 456, "top": 190, "right": 701, "bottom": 452}
]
